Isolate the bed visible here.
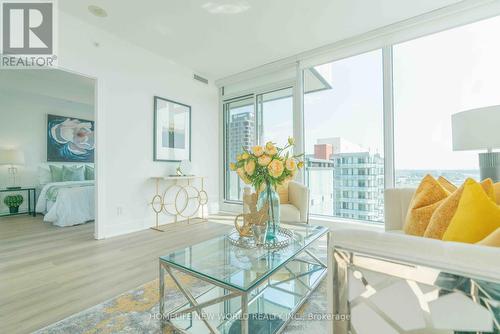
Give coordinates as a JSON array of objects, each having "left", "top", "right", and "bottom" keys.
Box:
[{"left": 36, "top": 181, "right": 95, "bottom": 227}]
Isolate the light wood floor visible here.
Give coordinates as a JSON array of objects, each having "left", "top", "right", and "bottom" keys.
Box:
[{"left": 0, "top": 215, "right": 234, "bottom": 334}]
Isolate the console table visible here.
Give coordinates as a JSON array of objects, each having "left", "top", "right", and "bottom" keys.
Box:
[
  {"left": 149, "top": 176, "right": 208, "bottom": 232},
  {"left": 0, "top": 187, "right": 37, "bottom": 217}
]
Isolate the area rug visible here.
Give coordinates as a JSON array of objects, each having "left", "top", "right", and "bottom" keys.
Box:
[{"left": 34, "top": 271, "right": 328, "bottom": 334}]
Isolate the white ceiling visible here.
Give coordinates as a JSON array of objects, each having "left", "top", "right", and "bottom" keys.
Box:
[
  {"left": 60, "top": 0, "right": 464, "bottom": 80},
  {"left": 0, "top": 70, "right": 95, "bottom": 106}
]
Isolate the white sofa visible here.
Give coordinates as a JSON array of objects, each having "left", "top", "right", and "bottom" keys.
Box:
[
  {"left": 327, "top": 188, "right": 500, "bottom": 334},
  {"left": 280, "top": 181, "right": 309, "bottom": 224}
]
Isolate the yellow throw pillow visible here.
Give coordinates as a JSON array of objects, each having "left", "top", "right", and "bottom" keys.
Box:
[
  {"left": 277, "top": 184, "right": 289, "bottom": 204},
  {"left": 494, "top": 182, "right": 500, "bottom": 205},
  {"left": 403, "top": 175, "right": 450, "bottom": 236},
  {"left": 424, "top": 178, "right": 495, "bottom": 239},
  {"left": 443, "top": 179, "right": 500, "bottom": 243},
  {"left": 476, "top": 228, "right": 500, "bottom": 247},
  {"left": 437, "top": 176, "right": 457, "bottom": 193}
]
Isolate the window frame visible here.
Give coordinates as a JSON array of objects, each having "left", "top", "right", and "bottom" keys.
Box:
[
  {"left": 218, "top": 9, "right": 500, "bottom": 223},
  {"left": 221, "top": 80, "right": 295, "bottom": 207}
]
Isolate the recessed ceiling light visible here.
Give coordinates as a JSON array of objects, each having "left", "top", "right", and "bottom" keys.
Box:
[
  {"left": 202, "top": 1, "right": 249, "bottom": 14},
  {"left": 88, "top": 5, "right": 108, "bottom": 18}
]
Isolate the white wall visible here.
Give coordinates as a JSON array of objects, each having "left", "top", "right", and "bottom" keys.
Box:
[
  {"left": 0, "top": 91, "right": 94, "bottom": 186},
  {"left": 0, "top": 90, "right": 94, "bottom": 214},
  {"left": 57, "top": 11, "right": 219, "bottom": 238}
]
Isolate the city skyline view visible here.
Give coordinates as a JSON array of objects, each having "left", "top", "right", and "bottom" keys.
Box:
[{"left": 224, "top": 15, "right": 499, "bottom": 224}]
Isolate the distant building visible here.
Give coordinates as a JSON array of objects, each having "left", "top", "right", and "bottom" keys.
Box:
[
  {"left": 314, "top": 144, "right": 333, "bottom": 160},
  {"left": 333, "top": 152, "right": 384, "bottom": 222},
  {"left": 306, "top": 158, "right": 335, "bottom": 216},
  {"left": 228, "top": 112, "right": 255, "bottom": 200},
  {"left": 306, "top": 137, "right": 385, "bottom": 223},
  {"left": 316, "top": 137, "right": 364, "bottom": 154},
  {"left": 228, "top": 112, "right": 255, "bottom": 161}
]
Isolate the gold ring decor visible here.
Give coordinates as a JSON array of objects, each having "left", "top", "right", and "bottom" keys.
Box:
[
  {"left": 174, "top": 186, "right": 190, "bottom": 216},
  {"left": 151, "top": 194, "right": 163, "bottom": 214},
  {"left": 162, "top": 184, "right": 185, "bottom": 216},
  {"left": 177, "top": 185, "right": 201, "bottom": 218},
  {"left": 198, "top": 190, "right": 208, "bottom": 205}
]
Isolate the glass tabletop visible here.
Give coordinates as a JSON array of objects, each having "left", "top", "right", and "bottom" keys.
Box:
[{"left": 160, "top": 224, "right": 328, "bottom": 292}]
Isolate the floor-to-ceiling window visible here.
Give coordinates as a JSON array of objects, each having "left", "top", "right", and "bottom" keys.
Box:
[
  {"left": 222, "top": 13, "right": 500, "bottom": 223},
  {"left": 303, "top": 50, "right": 384, "bottom": 223},
  {"left": 258, "top": 87, "right": 293, "bottom": 145},
  {"left": 224, "top": 96, "right": 255, "bottom": 201},
  {"left": 224, "top": 87, "right": 294, "bottom": 202},
  {"left": 393, "top": 15, "right": 500, "bottom": 187}
]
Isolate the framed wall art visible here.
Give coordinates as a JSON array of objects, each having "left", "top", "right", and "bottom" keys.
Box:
[
  {"left": 154, "top": 96, "right": 191, "bottom": 162},
  {"left": 47, "top": 114, "right": 95, "bottom": 162}
]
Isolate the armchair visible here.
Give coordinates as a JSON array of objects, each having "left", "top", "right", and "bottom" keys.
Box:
[
  {"left": 327, "top": 188, "right": 500, "bottom": 334},
  {"left": 280, "top": 181, "right": 309, "bottom": 224}
]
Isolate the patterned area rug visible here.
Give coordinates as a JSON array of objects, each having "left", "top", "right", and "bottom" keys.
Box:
[{"left": 34, "top": 272, "right": 328, "bottom": 334}]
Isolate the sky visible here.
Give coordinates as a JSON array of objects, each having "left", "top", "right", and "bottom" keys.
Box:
[
  {"left": 392, "top": 15, "right": 500, "bottom": 170},
  {"left": 305, "top": 15, "right": 500, "bottom": 170},
  {"left": 304, "top": 50, "right": 384, "bottom": 155},
  {"left": 229, "top": 15, "right": 500, "bottom": 171}
]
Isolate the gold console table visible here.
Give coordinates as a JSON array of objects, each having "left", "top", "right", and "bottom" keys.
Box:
[{"left": 150, "top": 176, "right": 208, "bottom": 232}]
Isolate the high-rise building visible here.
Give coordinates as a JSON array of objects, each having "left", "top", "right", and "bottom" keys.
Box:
[
  {"left": 332, "top": 151, "right": 384, "bottom": 222},
  {"left": 314, "top": 144, "right": 333, "bottom": 160},
  {"left": 228, "top": 112, "right": 255, "bottom": 161},
  {"left": 306, "top": 137, "right": 385, "bottom": 223},
  {"left": 316, "top": 137, "right": 364, "bottom": 154},
  {"left": 305, "top": 157, "right": 334, "bottom": 216},
  {"left": 227, "top": 112, "right": 255, "bottom": 199}
]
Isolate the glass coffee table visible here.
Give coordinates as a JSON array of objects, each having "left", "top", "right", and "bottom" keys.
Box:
[{"left": 159, "top": 223, "right": 329, "bottom": 334}]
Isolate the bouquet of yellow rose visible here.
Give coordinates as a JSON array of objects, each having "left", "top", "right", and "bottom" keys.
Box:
[{"left": 230, "top": 137, "right": 304, "bottom": 192}]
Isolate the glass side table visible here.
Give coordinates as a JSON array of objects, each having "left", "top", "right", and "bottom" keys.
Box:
[
  {"left": 0, "top": 187, "right": 37, "bottom": 217},
  {"left": 159, "top": 223, "right": 329, "bottom": 334}
]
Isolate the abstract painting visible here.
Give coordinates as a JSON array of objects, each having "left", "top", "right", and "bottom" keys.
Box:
[
  {"left": 47, "top": 114, "right": 95, "bottom": 162},
  {"left": 154, "top": 96, "right": 191, "bottom": 162}
]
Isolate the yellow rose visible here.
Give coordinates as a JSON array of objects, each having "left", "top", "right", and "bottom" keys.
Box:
[
  {"left": 236, "top": 154, "right": 242, "bottom": 161},
  {"left": 258, "top": 154, "right": 272, "bottom": 166},
  {"left": 229, "top": 162, "right": 237, "bottom": 171},
  {"left": 288, "top": 137, "right": 295, "bottom": 146},
  {"left": 252, "top": 145, "right": 264, "bottom": 157},
  {"left": 244, "top": 159, "right": 256, "bottom": 176},
  {"left": 285, "top": 158, "right": 297, "bottom": 171},
  {"left": 268, "top": 159, "right": 284, "bottom": 178},
  {"left": 297, "top": 161, "right": 304, "bottom": 169},
  {"left": 265, "top": 142, "right": 278, "bottom": 156},
  {"left": 241, "top": 152, "right": 249, "bottom": 160}
]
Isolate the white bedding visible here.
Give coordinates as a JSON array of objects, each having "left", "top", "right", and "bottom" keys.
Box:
[{"left": 36, "top": 181, "right": 95, "bottom": 227}]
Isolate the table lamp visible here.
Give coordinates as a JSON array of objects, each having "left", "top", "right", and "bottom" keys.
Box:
[
  {"left": 452, "top": 106, "right": 500, "bottom": 182},
  {"left": 0, "top": 149, "right": 25, "bottom": 189}
]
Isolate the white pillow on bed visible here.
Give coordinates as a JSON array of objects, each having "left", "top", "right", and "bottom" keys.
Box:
[{"left": 38, "top": 166, "right": 52, "bottom": 185}]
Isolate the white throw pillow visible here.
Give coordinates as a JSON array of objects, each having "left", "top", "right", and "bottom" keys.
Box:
[{"left": 38, "top": 166, "right": 52, "bottom": 185}]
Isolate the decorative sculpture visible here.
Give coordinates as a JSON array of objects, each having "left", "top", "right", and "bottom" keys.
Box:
[{"left": 234, "top": 192, "right": 269, "bottom": 237}]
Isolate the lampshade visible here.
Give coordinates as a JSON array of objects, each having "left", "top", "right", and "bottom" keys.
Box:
[
  {"left": 0, "top": 149, "right": 25, "bottom": 165},
  {"left": 452, "top": 105, "right": 500, "bottom": 151}
]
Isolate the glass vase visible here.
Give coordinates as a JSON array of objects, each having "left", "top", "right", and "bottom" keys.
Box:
[{"left": 257, "top": 183, "right": 280, "bottom": 241}]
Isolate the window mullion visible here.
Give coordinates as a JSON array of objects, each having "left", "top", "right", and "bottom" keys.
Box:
[
  {"left": 383, "top": 46, "right": 395, "bottom": 190},
  {"left": 293, "top": 61, "right": 305, "bottom": 183}
]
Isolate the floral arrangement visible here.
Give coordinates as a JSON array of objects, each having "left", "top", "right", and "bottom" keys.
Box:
[{"left": 230, "top": 137, "right": 304, "bottom": 191}]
